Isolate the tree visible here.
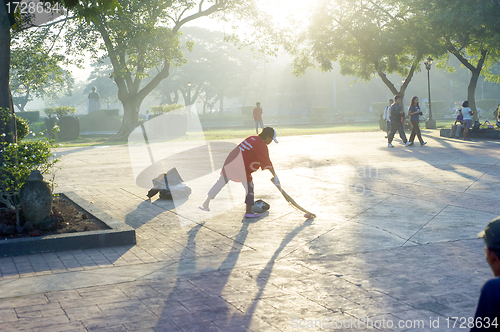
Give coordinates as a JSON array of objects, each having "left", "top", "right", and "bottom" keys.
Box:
[
  {"left": 65, "top": 0, "right": 257, "bottom": 140},
  {"left": 10, "top": 28, "right": 73, "bottom": 112},
  {"left": 152, "top": 27, "right": 256, "bottom": 114},
  {"left": 421, "top": 0, "right": 500, "bottom": 118},
  {"left": 0, "top": 1, "right": 17, "bottom": 144},
  {"left": 1, "top": 0, "right": 117, "bottom": 143},
  {"left": 288, "top": 0, "right": 444, "bottom": 101}
]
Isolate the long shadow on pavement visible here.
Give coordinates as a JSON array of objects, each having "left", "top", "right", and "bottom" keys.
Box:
[{"left": 154, "top": 216, "right": 314, "bottom": 330}]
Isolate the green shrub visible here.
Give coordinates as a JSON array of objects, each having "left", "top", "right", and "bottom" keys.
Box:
[
  {"left": 0, "top": 140, "right": 57, "bottom": 208},
  {"left": 150, "top": 104, "right": 184, "bottom": 115},
  {"left": 102, "top": 109, "right": 120, "bottom": 118},
  {"left": 44, "top": 106, "right": 76, "bottom": 118},
  {"left": 29, "top": 121, "right": 45, "bottom": 134},
  {"left": 1, "top": 107, "right": 58, "bottom": 211},
  {"left": 477, "top": 99, "right": 499, "bottom": 111},
  {"left": 16, "top": 116, "right": 29, "bottom": 140},
  {"left": 16, "top": 111, "right": 40, "bottom": 123}
]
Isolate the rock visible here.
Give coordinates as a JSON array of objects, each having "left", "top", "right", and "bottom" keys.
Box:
[
  {"left": 3, "top": 225, "right": 15, "bottom": 235},
  {"left": 19, "top": 170, "right": 53, "bottom": 227},
  {"left": 23, "top": 221, "right": 34, "bottom": 232},
  {"left": 30, "top": 230, "right": 42, "bottom": 237},
  {"left": 39, "top": 217, "right": 59, "bottom": 231}
]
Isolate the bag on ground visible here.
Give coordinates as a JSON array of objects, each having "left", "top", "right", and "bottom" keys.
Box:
[{"left": 147, "top": 168, "right": 192, "bottom": 200}]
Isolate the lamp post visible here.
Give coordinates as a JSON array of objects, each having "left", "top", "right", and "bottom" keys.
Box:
[
  {"left": 424, "top": 57, "right": 436, "bottom": 129},
  {"left": 187, "top": 82, "right": 192, "bottom": 106}
]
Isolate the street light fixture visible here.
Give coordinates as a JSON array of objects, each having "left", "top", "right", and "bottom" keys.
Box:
[{"left": 424, "top": 57, "right": 436, "bottom": 129}]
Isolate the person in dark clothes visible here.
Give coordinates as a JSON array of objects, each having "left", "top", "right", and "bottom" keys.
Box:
[
  {"left": 471, "top": 217, "right": 500, "bottom": 331},
  {"left": 387, "top": 95, "right": 410, "bottom": 148},
  {"left": 407, "top": 96, "right": 427, "bottom": 146}
]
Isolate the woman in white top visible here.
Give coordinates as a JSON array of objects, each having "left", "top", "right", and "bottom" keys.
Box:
[{"left": 462, "top": 101, "right": 473, "bottom": 141}]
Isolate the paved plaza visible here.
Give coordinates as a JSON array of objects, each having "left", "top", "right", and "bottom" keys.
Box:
[{"left": 1, "top": 129, "right": 500, "bottom": 331}]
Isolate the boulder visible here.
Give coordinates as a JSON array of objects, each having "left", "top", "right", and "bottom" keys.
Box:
[
  {"left": 19, "top": 170, "right": 53, "bottom": 227},
  {"left": 39, "top": 217, "right": 59, "bottom": 231}
]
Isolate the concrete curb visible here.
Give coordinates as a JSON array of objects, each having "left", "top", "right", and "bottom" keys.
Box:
[{"left": 0, "top": 192, "right": 136, "bottom": 257}]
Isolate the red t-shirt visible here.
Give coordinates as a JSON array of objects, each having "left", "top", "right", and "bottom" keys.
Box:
[
  {"left": 222, "top": 136, "right": 273, "bottom": 183},
  {"left": 253, "top": 107, "right": 263, "bottom": 121}
]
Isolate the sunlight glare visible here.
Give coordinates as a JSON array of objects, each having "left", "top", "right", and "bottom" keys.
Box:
[{"left": 258, "top": 0, "right": 321, "bottom": 29}]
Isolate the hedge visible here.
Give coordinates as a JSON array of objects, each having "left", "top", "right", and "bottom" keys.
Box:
[
  {"left": 101, "top": 109, "right": 120, "bottom": 118},
  {"left": 16, "top": 111, "right": 40, "bottom": 123},
  {"left": 476, "top": 99, "right": 498, "bottom": 111},
  {"left": 150, "top": 104, "right": 184, "bottom": 115},
  {"left": 425, "top": 100, "right": 446, "bottom": 112},
  {"left": 312, "top": 107, "right": 329, "bottom": 118}
]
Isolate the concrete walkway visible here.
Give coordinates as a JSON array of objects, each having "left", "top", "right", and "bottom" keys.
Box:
[{"left": 1, "top": 129, "right": 499, "bottom": 331}]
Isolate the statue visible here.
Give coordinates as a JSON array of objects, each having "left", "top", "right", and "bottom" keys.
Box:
[{"left": 88, "top": 86, "right": 101, "bottom": 114}]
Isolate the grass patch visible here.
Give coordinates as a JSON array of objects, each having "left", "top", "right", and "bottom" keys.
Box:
[
  {"left": 23, "top": 135, "right": 122, "bottom": 147},
  {"left": 202, "top": 122, "right": 381, "bottom": 140},
  {"left": 46, "top": 122, "right": 385, "bottom": 146}
]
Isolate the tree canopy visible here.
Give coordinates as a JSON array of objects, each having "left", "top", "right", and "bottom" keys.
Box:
[
  {"left": 153, "top": 27, "right": 256, "bottom": 114},
  {"left": 10, "top": 28, "right": 73, "bottom": 112},
  {"left": 63, "top": 0, "right": 258, "bottom": 140},
  {"left": 289, "top": 0, "right": 445, "bottom": 100}
]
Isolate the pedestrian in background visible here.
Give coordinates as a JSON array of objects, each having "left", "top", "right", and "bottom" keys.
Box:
[
  {"left": 407, "top": 96, "right": 427, "bottom": 146},
  {"left": 387, "top": 95, "right": 410, "bottom": 148},
  {"left": 462, "top": 101, "right": 473, "bottom": 141},
  {"left": 383, "top": 99, "right": 393, "bottom": 138},
  {"left": 253, "top": 102, "right": 264, "bottom": 134},
  {"left": 450, "top": 109, "right": 464, "bottom": 138}
]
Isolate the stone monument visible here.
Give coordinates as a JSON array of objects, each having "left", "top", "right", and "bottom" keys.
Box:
[{"left": 87, "top": 86, "right": 101, "bottom": 114}]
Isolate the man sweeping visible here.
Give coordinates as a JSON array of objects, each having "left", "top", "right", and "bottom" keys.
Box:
[{"left": 200, "top": 127, "right": 280, "bottom": 218}]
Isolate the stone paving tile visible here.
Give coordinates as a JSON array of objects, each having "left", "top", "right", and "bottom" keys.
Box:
[
  {"left": 1, "top": 132, "right": 500, "bottom": 330},
  {"left": 31, "top": 321, "right": 88, "bottom": 332},
  {"left": 64, "top": 304, "right": 106, "bottom": 321},
  {"left": 0, "top": 308, "right": 18, "bottom": 323},
  {"left": 0, "top": 293, "right": 49, "bottom": 309}
]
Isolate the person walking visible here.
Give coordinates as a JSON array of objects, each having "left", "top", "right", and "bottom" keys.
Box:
[
  {"left": 407, "top": 96, "right": 427, "bottom": 146},
  {"left": 253, "top": 102, "right": 264, "bottom": 134},
  {"left": 387, "top": 95, "right": 411, "bottom": 148},
  {"left": 462, "top": 101, "right": 473, "bottom": 141},
  {"left": 200, "top": 127, "right": 280, "bottom": 218},
  {"left": 383, "top": 99, "right": 393, "bottom": 138}
]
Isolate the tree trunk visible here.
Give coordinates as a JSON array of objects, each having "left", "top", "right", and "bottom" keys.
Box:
[
  {"left": 448, "top": 47, "right": 487, "bottom": 122},
  {"left": 110, "top": 100, "right": 140, "bottom": 141},
  {"left": 469, "top": 68, "right": 480, "bottom": 121},
  {"left": 219, "top": 94, "right": 223, "bottom": 115},
  {"left": 0, "top": 5, "right": 16, "bottom": 144}
]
